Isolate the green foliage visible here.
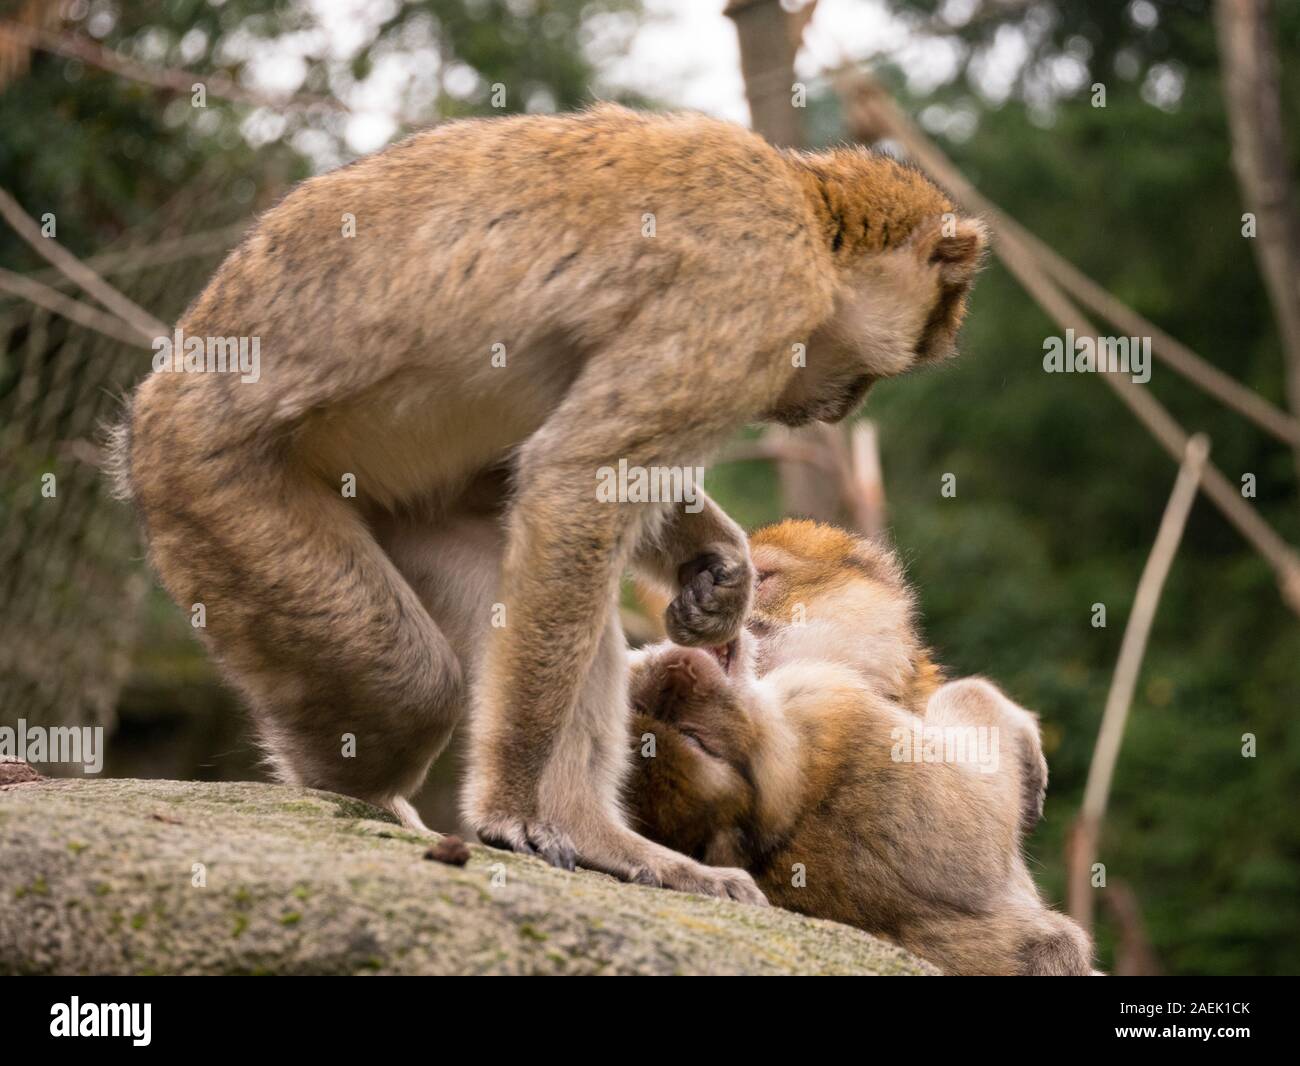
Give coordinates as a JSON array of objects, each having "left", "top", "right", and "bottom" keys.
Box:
[
  {"left": 0, "top": 1, "right": 301, "bottom": 268},
  {"left": 0, "top": 0, "right": 640, "bottom": 268},
  {"left": 730, "top": 0, "right": 1300, "bottom": 975},
  {"left": 366, "top": 0, "right": 640, "bottom": 117}
]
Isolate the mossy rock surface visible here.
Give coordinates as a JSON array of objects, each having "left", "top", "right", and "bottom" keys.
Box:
[{"left": 0, "top": 774, "right": 936, "bottom": 975}]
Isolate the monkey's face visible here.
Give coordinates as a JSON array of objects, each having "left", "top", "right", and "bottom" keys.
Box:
[
  {"left": 626, "top": 635, "right": 764, "bottom": 863},
  {"left": 766, "top": 215, "right": 988, "bottom": 427},
  {"left": 747, "top": 520, "right": 921, "bottom": 695},
  {"left": 626, "top": 520, "right": 926, "bottom": 863}
]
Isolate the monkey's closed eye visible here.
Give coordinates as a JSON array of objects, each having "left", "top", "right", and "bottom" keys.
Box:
[{"left": 678, "top": 727, "right": 720, "bottom": 760}]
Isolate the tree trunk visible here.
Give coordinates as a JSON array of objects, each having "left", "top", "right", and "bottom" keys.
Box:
[
  {"left": 727, "top": 1, "right": 851, "bottom": 521},
  {"left": 1214, "top": 0, "right": 1300, "bottom": 484},
  {"left": 724, "top": 0, "right": 807, "bottom": 149}
]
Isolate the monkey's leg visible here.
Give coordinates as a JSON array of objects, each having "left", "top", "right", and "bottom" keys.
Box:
[
  {"left": 462, "top": 363, "right": 768, "bottom": 903},
  {"left": 139, "top": 461, "right": 463, "bottom": 832},
  {"left": 516, "top": 593, "right": 765, "bottom": 901},
  {"left": 370, "top": 461, "right": 758, "bottom": 904},
  {"left": 901, "top": 906, "right": 1093, "bottom": 976},
  {"left": 632, "top": 488, "right": 755, "bottom": 647},
  {"left": 925, "top": 677, "right": 1049, "bottom": 837},
  {"left": 377, "top": 508, "right": 506, "bottom": 676},
  {"left": 463, "top": 499, "right": 765, "bottom": 902}
]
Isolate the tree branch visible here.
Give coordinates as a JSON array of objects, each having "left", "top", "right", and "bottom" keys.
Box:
[
  {"left": 1069, "top": 434, "right": 1209, "bottom": 935},
  {"left": 0, "top": 267, "right": 151, "bottom": 347},
  {"left": 0, "top": 185, "right": 167, "bottom": 341},
  {"left": 0, "top": 19, "right": 342, "bottom": 112}
]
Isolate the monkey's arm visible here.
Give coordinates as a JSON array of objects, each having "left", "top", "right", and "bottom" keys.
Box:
[
  {"left": 464, "top": 327, "right": 783, "bottom": 899},
  {"left": 632, "top": 489, "right": 754, "bottom": 647}
]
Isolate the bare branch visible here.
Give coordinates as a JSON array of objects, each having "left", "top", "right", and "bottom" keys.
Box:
[
  {"left": 0, "top": 19, "right": 342, "bottom": 112},
  {"left": 0, "top": 266, "right": 151, "bottom": 347},
  {"left": 1100, "top": 880, "right": 1163, "bottom": 976},
  {"left": 847, "top": 420, "right": 887, "bottom": 540},
  {"left": 1068, "top": 435, "right": 1209, "bottom": 934},
  {"left": 715, "top": 435, "right": 841, "bottom": 474},
  {"left": 0, "top": 185, "right": 167, "bottom": 340},
  {"left": 28, "top": 223, "right": 247, "bottom": 288}
]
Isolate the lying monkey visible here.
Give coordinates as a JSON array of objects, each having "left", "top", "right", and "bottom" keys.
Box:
[{"left": 626, "top": 520, "right": 1094, "bottom": 975}]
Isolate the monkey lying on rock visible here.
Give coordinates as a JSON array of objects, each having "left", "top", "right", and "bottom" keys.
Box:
[{"left": 626, "top": 520, "right": 1094, "bottom": 976}]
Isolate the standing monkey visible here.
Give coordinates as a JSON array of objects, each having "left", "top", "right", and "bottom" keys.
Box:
[{"left": 111, "top": 105, "right": 987, "bottom": 900}]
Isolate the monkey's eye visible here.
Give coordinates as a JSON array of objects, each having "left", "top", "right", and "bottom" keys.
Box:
[
  {"left": 753, "top": 570, "right": 780, "bottom": 604},
  {"left": 678, "top": 727, "right": 720, "bottom": 760}
]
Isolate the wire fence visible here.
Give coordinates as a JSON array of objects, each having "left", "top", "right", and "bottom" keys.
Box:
[{"left": 0, "top": 184, "right": 253, "bottom": 732}]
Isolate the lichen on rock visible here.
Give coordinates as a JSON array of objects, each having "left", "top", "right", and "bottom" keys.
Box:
[{"left": 0, "top": 773, "right": 936, "bottom": 975}]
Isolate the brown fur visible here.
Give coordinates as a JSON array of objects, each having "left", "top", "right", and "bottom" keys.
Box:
[
  {"left": 626, "top": 520, "right": 1093, "bottom": 974},
  {"left": 112, "top": 105, "right": 986, "bottom": 901}
]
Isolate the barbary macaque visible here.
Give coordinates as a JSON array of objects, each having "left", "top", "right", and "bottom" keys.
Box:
[
  {"left": 626, "top": 520, "right": 1094, "bottom": 974},
  {"left": 110, "top": 104, "right": 987, "bottom": 901}
]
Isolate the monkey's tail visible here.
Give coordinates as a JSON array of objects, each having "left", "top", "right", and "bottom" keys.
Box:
[{"left": 100, "top": 390, "right": 135, "bottom": 503}]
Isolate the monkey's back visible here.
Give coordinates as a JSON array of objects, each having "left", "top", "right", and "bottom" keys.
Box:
[
  {"left": 758, "top": 686, "right": 1023, "bottom": 925},
  {"left": 185, "top": 106, "right": 820, "bottom": 408},
  {"left": 126, "top": 105, "right": 832, "bottom": 509}
]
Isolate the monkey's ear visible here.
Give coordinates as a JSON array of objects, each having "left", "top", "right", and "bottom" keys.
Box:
[{"left": 924, "top": 216, "right": 989, "bottom": 285}]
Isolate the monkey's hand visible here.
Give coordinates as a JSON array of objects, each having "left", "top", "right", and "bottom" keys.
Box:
[{"left": 664, "top": 549, "right": 754, "bottom": 648}]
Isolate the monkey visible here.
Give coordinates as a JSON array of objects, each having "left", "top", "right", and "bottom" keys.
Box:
[
  {"left": 110, "top": 104, "right": 988, "bottom": 902},
  {"left": 625, "top": 519, "right": 1095, "bottom": 974}
]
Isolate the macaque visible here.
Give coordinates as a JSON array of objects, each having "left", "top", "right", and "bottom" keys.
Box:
[
  {"left": 111, "top": 104, "right": 987, "bottom": 901},
  {"left": 626, "top": 520, "right": 1094, "bottom": 974}
]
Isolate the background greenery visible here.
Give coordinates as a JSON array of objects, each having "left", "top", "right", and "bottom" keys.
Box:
[{"left": 1, "top": 0, "right": 1296, "bottom": 975}]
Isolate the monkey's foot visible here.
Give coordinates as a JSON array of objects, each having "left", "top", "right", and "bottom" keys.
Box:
[
  {"left": 638, "top": 858, "right": 769, "bottom": 906},
  {"left": 476, "top": 814, "right": 767, "bottom": 905},
  {"left": 1019, "top": 743, "right": 1049, "bottom": 836},
  {"left": 477, "top": 816, "right": 578, "bottom": 871},
  {"left": 665, "top": 551, "right": 754, "bottom": 647}
]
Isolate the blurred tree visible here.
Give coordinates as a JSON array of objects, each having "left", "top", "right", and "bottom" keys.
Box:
[{"left": 0, "top": 0, "right": 642, "bottom": 268}]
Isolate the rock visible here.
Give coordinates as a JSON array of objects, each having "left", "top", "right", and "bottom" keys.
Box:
[
  {"left": 0, "top": 757, "right": 44, "bottom": 786},
  {"left": 0, "top": 774, "right": 936, "bottom": 975}
]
